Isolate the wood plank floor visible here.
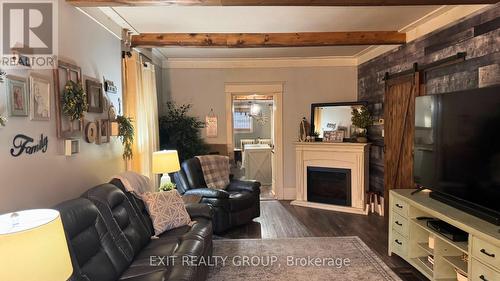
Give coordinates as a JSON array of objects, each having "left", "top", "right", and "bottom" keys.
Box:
[{"left": 218, "top": 200, "right": 428, "bottom": 281}]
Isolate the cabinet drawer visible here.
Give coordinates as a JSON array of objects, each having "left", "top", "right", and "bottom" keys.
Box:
[
  {"left": 471, "top": 258, "right": 500, "bottom": 281},
  {"left": 391, "top": 212, "right": 409, "bottom": 238},
  {"left": 392, "top": 197, "right": 409, "bottom": 217},
  {"left": 391, "top": 231, "right": 408, "bottom": 258},
  {"left": 472, "top": 236, "right": 500, "bottom": 270}
]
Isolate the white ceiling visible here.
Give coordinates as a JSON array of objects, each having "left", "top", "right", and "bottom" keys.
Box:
[
  {"left": 105, "top": 6, "right": 451, "bottom": 59},
  {"left": 156, "top": 46, "right": 368, "bottom": 58}
]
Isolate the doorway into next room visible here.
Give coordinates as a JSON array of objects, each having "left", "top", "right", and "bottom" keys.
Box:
[{"left": 231, "top": 95, "right": 275, "bottom": 200}]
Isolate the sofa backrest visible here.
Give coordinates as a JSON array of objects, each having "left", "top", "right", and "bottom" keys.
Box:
[
  {"left": 181, "top": 158, "right": 208, "bottom": 189},
  {"left": 55, "top": 198, "right": 130, "bottom": 281},
  {"left": 110, "top": 178, "right": 155, "bottom": 236},
  {"left": 83, "top": 184, "right": 151, "bottom": 260}
]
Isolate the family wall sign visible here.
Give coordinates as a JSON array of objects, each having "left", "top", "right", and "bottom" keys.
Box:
[{"left": 10, "top": 134, "right": 48, "bottom": 157}]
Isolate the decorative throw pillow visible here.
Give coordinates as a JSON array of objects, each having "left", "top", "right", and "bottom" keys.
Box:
[{"left": 140, "top": 190, "right": 192, "bottom": 236}]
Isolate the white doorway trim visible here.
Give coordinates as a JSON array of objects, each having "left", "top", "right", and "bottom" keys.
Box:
[{"left": 225, "top": 83, "right": 284, "bottom": 200}]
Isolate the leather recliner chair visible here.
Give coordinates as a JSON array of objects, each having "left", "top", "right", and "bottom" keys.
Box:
[{"left": 174, "top": 157, "right": 261, "bottom": 234}]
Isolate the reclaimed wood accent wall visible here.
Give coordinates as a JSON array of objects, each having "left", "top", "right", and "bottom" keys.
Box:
[{"left": 358, "top": 5, "right": 500, "bottom": 194}]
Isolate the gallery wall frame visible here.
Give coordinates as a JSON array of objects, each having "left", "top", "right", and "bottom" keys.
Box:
[
  {"left": 85, "top": 78, "right": 104, "bottom": 113},
  {"left": 97, "top": 119, "right": 110, "bottom": 144},
  {"left": 53, "top": 60, "right": 82, "bottom": 138},
  {"left": 29, "top": 74, "right": 51, "bottom": 121},
  {"left": 6, "top": 76, "right": 29, "bottom": 117}
]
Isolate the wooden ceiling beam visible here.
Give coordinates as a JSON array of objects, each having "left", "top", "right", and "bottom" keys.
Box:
[
  {"left": 131, "top": 32, "right": 406, "bottom": 48},
  {"left": 67, "top": 0, "right": 497, "bottom": 7}
]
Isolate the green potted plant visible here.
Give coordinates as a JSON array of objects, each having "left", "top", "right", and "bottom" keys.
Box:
[
  {"left": 116, "top": 115, "right": 134, "bottom": 160},
  {"left": 159, "top": 182, "right": 176, "bottom": 192},
  {"left": 159, "top": 102, "right": 209, "bottom": 162},
  {"left": 351, "top": 105, "right": 373, "bottom": 143}
]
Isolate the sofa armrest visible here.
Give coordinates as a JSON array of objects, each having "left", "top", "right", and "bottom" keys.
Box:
[
  {"left": 226, "top": 179, "right": 261, "bottom": 193},
  {"left": 185, "top": 203, "right": 213, "bottom": 220},
  {"left": 184, "top": 188, "right": 230, "bottom": 199}
]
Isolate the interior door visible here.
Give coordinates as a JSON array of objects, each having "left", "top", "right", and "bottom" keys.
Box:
[
  {"left": 384, "top": 73, "right": 421, "bottom": 207},
  {"left": 271, "top": 96, "right": 277, "bottom": 197}
]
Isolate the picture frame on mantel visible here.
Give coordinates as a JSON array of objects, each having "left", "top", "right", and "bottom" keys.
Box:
[{"left": 53, "top": 61, "right": 83, "bottom": 138}]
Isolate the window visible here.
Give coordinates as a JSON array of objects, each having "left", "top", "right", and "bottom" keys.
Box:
[{"left": 233, "top": 105, "right": 253, "bottom": 133}]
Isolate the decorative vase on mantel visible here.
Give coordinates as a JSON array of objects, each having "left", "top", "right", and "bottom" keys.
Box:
[
  {"left": 356, "top": 128, "right": 368, "bottom": 143},
  {"left": 356, "top": 136, "right": 368, "bottom": 143}
]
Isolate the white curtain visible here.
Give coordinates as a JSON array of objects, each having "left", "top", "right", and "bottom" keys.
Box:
[{"left": 122, "top": 51, "right": 159, "bottom": 189}]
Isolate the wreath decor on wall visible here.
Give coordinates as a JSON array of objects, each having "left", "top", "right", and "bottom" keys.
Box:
[{"left": 62, "top": 80, "right": 88, "bottom": 121}]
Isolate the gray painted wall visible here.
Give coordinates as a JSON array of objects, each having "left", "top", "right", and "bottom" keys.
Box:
[
  {"left": 0, "top": 0, "right": 124, "bottom": 213},
  {"left": 358, "top": 5, "right": 500, "bottom": 194},
  {"left": 162, "top": 66, "right": 358, "bottom": 194}
]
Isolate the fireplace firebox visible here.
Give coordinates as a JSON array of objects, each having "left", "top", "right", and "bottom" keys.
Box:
[{"left": 307, "top": 167, "right": 351, "bottom": 206}]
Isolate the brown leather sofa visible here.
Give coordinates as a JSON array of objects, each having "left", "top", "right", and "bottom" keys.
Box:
[{"left": 55, "top": 182, "right": 213, "bottom": 281}]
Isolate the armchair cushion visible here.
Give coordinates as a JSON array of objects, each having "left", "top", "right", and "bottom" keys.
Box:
[
  {"left": 183, "top": 188, "right": 229, "bottom": 199},
  {"left": 185, "top": 203, "right": 214, "bottom": 220},
  {"left": 228, "top": 191, "right": 257, "bottom": 212},
  {"left": 226, "top": 179, "right": 261, "bottom": 193}
]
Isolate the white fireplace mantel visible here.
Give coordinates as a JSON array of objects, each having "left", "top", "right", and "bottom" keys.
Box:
[{"left": 291, "top": 142, "right": 370, "bottom": 215}]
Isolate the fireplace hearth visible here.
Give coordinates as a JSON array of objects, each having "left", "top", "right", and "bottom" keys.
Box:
[
  {"left": 292, "top": 142, "right": 370, "bottom": 215},
  {"left": 307, "top": 167, "right": 351, "bottom": 206}
]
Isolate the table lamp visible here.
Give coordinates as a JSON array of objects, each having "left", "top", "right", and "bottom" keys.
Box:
[
  {"left": 0, "top": 209, "right": 73, "bottom": 281},
  {"left": 152, "top": 150, "right": 181, "bottom": 186}
]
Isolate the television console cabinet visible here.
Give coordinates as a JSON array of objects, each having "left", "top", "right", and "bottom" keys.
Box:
[{"left": 389, "top": 189, "right": 500, "bottom": 281}]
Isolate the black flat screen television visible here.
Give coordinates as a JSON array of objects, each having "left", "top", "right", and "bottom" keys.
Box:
[{"left": 414, "top": 86, "right": 500, "bottom": 225}]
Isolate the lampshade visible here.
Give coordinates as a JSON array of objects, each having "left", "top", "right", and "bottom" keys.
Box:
[
  {"left": 152, "top": 150, "right": 181, "bottom": 174},
  {"left": 0, "top": 209, "right": 73, "bottom": 281}
]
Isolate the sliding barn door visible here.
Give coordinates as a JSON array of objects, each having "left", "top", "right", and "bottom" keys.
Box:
[{"left": 384, "top": 73, "right": 421, "bottom": 202}]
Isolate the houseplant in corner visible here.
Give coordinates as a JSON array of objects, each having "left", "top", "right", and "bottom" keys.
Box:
[
  {"left": 159, "top": 102, "right": 208, "bottom": 162},
  {"left": 116, "top": 115, "right": 134, "bottom": 160},
  {"left": 351, "top": 105, "right": 372, "bottom": 143}
]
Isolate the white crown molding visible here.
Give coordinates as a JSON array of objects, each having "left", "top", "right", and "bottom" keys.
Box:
[
  {"left": 162, "top": 56, "right": 358, "bottom": 69},
  {"left": 355, "top": 4, "right": 488, "bottom": 65},
  {"left": 404, "top": 5, "right": 488, "bottom": 42},
  {"left": 356, "top": 45, "right": 401, "bottom": 65},
  {"left": 76, "top": 7, "right": 123, "bottom": 40},
  {"left": 98, "top": 7, "right": 140, "bottom": 35}
]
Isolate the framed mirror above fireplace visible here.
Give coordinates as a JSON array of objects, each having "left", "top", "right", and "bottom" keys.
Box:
[{"left": 310, "top": 101, "right": 366, "bottom": 140}]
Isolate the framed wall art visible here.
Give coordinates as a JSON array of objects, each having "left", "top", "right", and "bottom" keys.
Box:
[
  {"left": 6, "top": 76, "right": 28, "bottom": 117},
  {"left": 53, "top": 60, "right": 82, "bottom": 138},
  {"left": 206, "top": 109, "right": 218, "bottom": 138},
  {"left": 29, "top": 75, "right": 51, "bottom": 121},
  {"left": 86, "top": 79, "right": 103, "bottom": 113},
  {"left": 97, "top": 119, "right": 110, "bottom": 144}
]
